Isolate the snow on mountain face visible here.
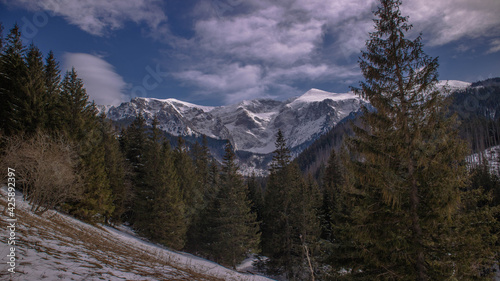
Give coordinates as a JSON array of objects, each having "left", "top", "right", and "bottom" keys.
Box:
[
  {"left": 436, "top": 80, "right": 472, "bottom": 93},
  {"left": 467, "top": 145, "right": 500, "bottom": 175},
  {"left": 103, "top": 89, "right": 366, "bottom": 155}
]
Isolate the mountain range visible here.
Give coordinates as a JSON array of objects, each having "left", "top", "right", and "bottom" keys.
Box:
[{"left": 100, "top": 80, "right": 472, "bottom": 174}]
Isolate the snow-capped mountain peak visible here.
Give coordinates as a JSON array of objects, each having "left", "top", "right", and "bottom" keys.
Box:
[
  {"left": 292, "top": 88, "right": 358, "bottom": 104},
  {"left": 102, "top": 81, "right": 474, "bottom": 174},
  {"left": 436, "top": 80, "right": 471, "bottom": 92},
  {"left": 104, "top": 88, "right": 365, "bottom": 156}
]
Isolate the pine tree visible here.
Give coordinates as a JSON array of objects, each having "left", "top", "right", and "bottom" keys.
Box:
[
  {"left": 59, "top": 69, "right": 114, "bottom": 222},
  {"left": 0, "top": 23, "right": 3, "bottom": 51},
  {"left": 247, "top": 172, "right": 264, "bottom": 225},
  {"left": 206, "top": 158, "right": 220, "bottom": 202},
  {"left": 0, "top": 24, "right": 26, "bottom": 135},
  {"left": 120, "top": 113, "right": 148, "bottom": 223},
  {"left": 185, "top": 135, "right": 213, "bottom": 251},
  {"left": 44, "top": 50, "right": 62, "bottom": 131},
  {"left": 98, "top": 114, "right": 132, "bottom": 224},
  {"left": 134, "top": 120, "right": 187, "bottom": 249},
  {"left": 74, "top": 125, "right": 115, "bottom": 222},
  {"left": 262, "top": 130, "right": 321, "bottom": 280},
  {"left": 191, "top": 135, "right": 211, "bottom": 203},
  {"left": 123, "top": 113, "right": 147, "bottom": 173},
  {"left": 339, "top": 0, "right": 498, "bottom": 279},
  {"left": 174, "top": 136, "right": 203, "bottom": 225},
  {"left": 320, "top": 149, "right": 343, "bottom": 241},
  {"left": 59, "top": 68, "right": 95, "bottom": 140},
  {"left": 22, "top": 43, "right": 47, "bottom": 134},
  {"left": 200, "top": 142, "right": 260, "bottom": 267}
]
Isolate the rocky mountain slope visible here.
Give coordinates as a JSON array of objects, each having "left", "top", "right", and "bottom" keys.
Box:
[
  {"left": 104, "top": 88, "right": 366, "bottom": 155},
  {"left": 101, "top": 81, "right": 471, "bottom": 174}
]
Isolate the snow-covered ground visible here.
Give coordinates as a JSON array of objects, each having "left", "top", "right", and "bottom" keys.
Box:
[{"left": 0, "top": 187, "right": 273, "bottom": 281}]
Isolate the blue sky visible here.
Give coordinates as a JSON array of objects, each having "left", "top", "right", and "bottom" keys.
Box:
[{"left": 1, "top": 0, "right": 499, "bottom": 106}]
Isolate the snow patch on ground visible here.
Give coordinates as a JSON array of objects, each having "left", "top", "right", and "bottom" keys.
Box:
[{"left": 0, "top": 187, "right": 273, "bottom": 281}]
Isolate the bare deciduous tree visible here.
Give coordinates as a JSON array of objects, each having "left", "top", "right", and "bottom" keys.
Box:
[{"left": 1, "top": 132, "right": 83, "bottom": 215}]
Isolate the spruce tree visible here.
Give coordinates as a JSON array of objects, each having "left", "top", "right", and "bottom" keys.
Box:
[
  {"left": 0, "top": 24, "right": 26, "bottom": 135},
  {"left": 200, "top": 142, "right": 260, "bottom": 267},
  {"left": 0, "top": 23, "right": 3, "bottom": 51},
  {"left": 98, "top": 114, "right": 132, "bottom": 224},
  {"left": 185, "top": 135, "right": 212, "bottom": 251},
  {"left": 59, "top": 69, "right": 114, "bottom": 222},
  {"left": 339, "top": 0, "right": 497, "bottom": 279},
  {"left": 247, "top": 172, "right": 264, "bottom": 226},
  {"left": 134, "top": 119, "right": 187, "bottom": 249},
  {"left": 22, "top": 43, "right": 47, "bottom": 134},
  {"left": 262, "top": 130, "right": 321, "bottom": 280},
  {"left": 320, "top": 149, "right": 343, "bottom": 241},
  {"left": 174, "top": 136, "right": 203, "bottom": 225},
  {"left": 44, "top": 50, "right": 62, "bottom": 131},
  {"left": 59, "top": 68, "right": 94, "bottom": 140},
  {"left": 121, "top": 113, "right": 148, "bottom": 223},
  {"left": 123, "top": 113, "right": 147, "bottom": 173},
  {"left": 191, "top": 135, "right": 211, "bottom": 203}
]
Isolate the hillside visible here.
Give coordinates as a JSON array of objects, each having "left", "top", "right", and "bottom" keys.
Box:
[{"left": 0, "top": 187, "right": 272, "bottom": 281}]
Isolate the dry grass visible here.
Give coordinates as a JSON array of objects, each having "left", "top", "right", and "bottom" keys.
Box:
[{"left": 0, "top": 194, "right": 225, "bottom": 281}]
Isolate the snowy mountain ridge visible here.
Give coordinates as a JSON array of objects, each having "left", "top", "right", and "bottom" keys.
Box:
[
  {"left": 100, "top": 80, "right": 472, "bottom": 174},
  {"left": 103, "top": 88, "right": 367, "bottom": 155}
]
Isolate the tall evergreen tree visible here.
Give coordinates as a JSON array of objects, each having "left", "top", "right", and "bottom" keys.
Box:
[
  {"left": 134, "top": 119, "right": 187, "bottom": 249},
  {"left": 262, "top": 130, "right": 321, "bottom": 280},
  {"left": 200, "top": 142, "right": 260, "bottom": 267},
  {"left": 191, "top": 135, "right": 211, "bottom": 203},
  {"left": 120, "top": 113, "right": 148, "bottom": 222},
  {"left": 98, "top": 114, "right": 132, "bottom": 224},
  {"left": 185, "top": 135, "right": 212, "bottom": 251},
  {"left": 0, "top": 23, "right": 3, "bottom": 51},
  {"left": 174, "top": 136, "right": 203, "bottom": 225},
  {"left": 338, "top": 0, "right": 498, "bottom": 279},
  {"left": 44, "top": 50, "right": 62, "bottom": 131},
  {"left": 320, "top": 149, "right": 343, "bottom": 241},
  {"left": 0, "top": 24, "right": 26, "bottom": 135},
  {"left": 22, "top": 43, "right": 47, "bottom": 134},
  {"left": 247, "top": 172, "right": 264, "bottom": 226},
  {"left": 59, "top": 69, "right": 114, "bottom": 222},
  {"left": 59, "top": 68, "right": 94, "bottom": 140},
  {"left": 123, "top": 113, "right": 147, "bottom": 173}
]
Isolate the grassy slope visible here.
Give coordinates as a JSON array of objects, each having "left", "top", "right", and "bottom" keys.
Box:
[{"left": 0, "top": 188, "right": 272, "bottom": 281}]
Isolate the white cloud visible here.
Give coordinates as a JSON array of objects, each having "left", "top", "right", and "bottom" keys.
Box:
[
  {"left": 4, "top": 0, "right": 167, "bottom": 36},
  {"left": 167, "top": 0, "right": 375, "bottom": 103},
  {"left": 174, "top": 63, "right": 264, "bottom": 103},
  {"left": 63, "top": 53, "right": 129, "bottom": 106},
  {"left": 487, "top": 39, "right": 500, "bottom": 54},
  {"left": 192, "top": 6, "right": 323, "bottom": 66},
  {"left": 401, "top": 0, "right": 500, "bottom": 46}
]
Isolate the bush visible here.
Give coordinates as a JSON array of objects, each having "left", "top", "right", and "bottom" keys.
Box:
[{"left": 1, "top": 132, "right": 83, "bottom": 214}]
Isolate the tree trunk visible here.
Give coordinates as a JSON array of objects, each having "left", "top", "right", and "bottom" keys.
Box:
[{"left": 410, "top": 169, "right": 427, "bottom": 281}]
